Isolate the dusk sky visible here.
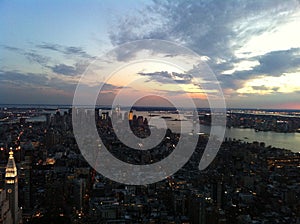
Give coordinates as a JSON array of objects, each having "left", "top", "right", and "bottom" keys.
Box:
[{"left": 1, "top": 0, "right": 300, "bottom": 109}]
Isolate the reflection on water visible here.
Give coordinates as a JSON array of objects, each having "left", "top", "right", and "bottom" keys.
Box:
[
  {"left": 146, "top": 112, "right": 300, "bottom": 153},
  {"left": 223, "top": 127, "right": 300, "bottom": 153},
  {"left": 24, "top": 110, "right": 300, "bottom": 153}
]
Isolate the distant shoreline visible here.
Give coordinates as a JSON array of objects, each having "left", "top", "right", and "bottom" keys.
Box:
[{"left": 1, "top": 104, "right": 300, "bottom": 112}]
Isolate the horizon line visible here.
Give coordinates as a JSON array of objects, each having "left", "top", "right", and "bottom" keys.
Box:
[{"left": 0, "top": 103, "right": 300, "bottom": 111}]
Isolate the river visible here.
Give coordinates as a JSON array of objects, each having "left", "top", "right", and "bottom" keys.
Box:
[
  {"left": 201, "top": 125, "right": 300, "bottom": 153},
  {"left": 26, "top": 111, "right": 300, "bottom": 153},
  {"left": 145, "top": 112, "right": 300, "bottom": 153}
]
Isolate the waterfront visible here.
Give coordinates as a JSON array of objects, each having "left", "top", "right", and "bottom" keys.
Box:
[
  {"left": 141, "top": 112, "right": 300, "bottom": 153},
  {"left": 169, "top": 121, "right": 300, "bottom": 153},
  {"left": 4, "top": 109, "right": 300, "bottom": 153},
  {"left": 207, "top": 125, "right": 300, "bottom": 153},
  {"left": 133, "top": 111, "right": 300, "bottom": 153}
]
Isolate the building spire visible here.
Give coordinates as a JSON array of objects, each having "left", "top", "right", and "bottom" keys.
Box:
[
  {"left": 5, "top": 147, "right": 21, "bottom": 224},
  {"left": 5, "top": 147, "right": 17, "bottom": 178},
  {"left": 9, "top": 147, "right": 14, "bottom": 158}
]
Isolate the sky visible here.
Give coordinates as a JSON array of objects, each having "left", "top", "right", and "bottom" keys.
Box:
[{"left": 1, "top": 0, "right": 300, "bottom": 109}]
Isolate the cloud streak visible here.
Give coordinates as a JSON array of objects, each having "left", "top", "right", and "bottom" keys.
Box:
[
  {"left": 36, "top": 42, "right": 95, "bottom": 59},
  {"left": 49, "top": 61, "right": 89, "bottom": 76},
  {"left": 2, "top": 45, "right": 50, "bottom": 66},
  {"left": 138, "top": 71, "right": 193, "bottom": 84}
]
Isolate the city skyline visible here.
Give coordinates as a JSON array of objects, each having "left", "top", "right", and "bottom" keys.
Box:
[
  {"left": 1, "top": 0, "right": 300, "bottom": 109},
  {"left": 1, "top": 105, "right": 299, "bottom": 223}
]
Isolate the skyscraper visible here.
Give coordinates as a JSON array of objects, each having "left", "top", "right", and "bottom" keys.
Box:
[
  {"left": 5, "top": 148, "right": 22, "bottom": 224},
  {"left": 22, "top": 149, "right": 32, "bottom": 211},
  {"left": 0, "top": 188, "right": 13, "bottom": 224}
]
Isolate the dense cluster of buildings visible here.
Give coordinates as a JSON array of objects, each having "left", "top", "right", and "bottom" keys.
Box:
[
  {"left": 0, "top": 107, "right": 299, "bottom": 223},
  {"left": 225, "top": 110, "right": 300, "bottom": 133}
]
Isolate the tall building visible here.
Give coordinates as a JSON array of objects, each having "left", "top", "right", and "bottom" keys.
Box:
[
  {"left": 22, "top": 150, "right": 32, "bottom": 211},
  {"left": 0, "top": 188, "right": 13, "bottom": 224},
  {"left": 5, "top": 149, "right": 22, "bottom": 224},
  {"left": 188, "top": 194, "right": 206, "bottom": 224},
  {"left": 128, "top": 110, "right": 133, "bottom": 122},
  {"left": 212, "top": 182, "right": 225, "bottom": 209}
]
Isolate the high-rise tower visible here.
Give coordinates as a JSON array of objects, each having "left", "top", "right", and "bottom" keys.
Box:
[{"left": 5, "top": 148, "right": 21, "bottom": 224}]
